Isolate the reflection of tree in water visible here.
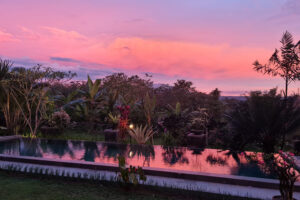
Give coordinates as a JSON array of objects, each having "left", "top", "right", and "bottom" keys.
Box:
[
  {"left": 70, "top": 140, "right": 83, "bottom": 150},
  {"left": 128, "top": 144, "right": 155, "bottom": 167},
  {"left": 82, "top": 141, "right": 100, "bottom": 162},
  {"left": 0, "top": 139, "right": 19, "bottom": 155},
  {"left": 233, "top": 162, "right": 275, "bottom": 179},
  {"left": 228, "top": 152, "right": 276, "bottom": 179},
  {"left": 187, "top": 147, "right": 205, "bottom": 170},
  {"left": 162, "top": 146, "right": 189, "bottom": 166},
  {"left": 19, "top": 138, "right": 42, "bottom": 157},
  {"left": 206, "top": 153, "right": 228, "bottom": 166},
  {"left": 102, "top": 143, "right": 128, "bottom": 161},
  {"left": 188, "top": 147, "right": 205, "bottom": 155},
  {"left": 41, "top": 139, "right": 74, "bottom": 158},
  {"left": 225, "top": 151, "right": 241, "bottom": 165}
]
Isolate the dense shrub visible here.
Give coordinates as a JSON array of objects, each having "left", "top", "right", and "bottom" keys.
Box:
[{"left": 50, "top": 110, "right": 71, "bottom": 129}]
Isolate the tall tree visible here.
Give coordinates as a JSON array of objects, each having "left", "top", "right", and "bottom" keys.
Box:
[
  {"left": 253, "top": 31, "right": 300, "bottom": 98},
  {"left": 10, "top": 65, "right": 75, "bottom": 137}
]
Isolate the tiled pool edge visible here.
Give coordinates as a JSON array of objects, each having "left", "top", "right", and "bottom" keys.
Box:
[
  {"left": 0, "top": 135, "right": 22, "bottom": 141},
  {"left": 0, "top": 153, "right": 299, "bottom": 192}
]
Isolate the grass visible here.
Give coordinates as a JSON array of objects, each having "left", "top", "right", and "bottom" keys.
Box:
[
  {"left": 0, "top": 170, "right": 258, "bottom": 200},
  {"left": 37, "top": 129, "right": 165, "bottom": 146},
  {"left": 37, "top": 129, "right": 105, "bottom": 142}
]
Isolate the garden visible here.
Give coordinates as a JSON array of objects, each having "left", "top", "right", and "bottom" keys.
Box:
[{"left": 0, "top": 31, "right": 300, "bottom": 200}]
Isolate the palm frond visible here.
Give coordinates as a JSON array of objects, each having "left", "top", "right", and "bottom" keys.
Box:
[{"left": 281, "top": 31, "right": 294, "bottom": 46}]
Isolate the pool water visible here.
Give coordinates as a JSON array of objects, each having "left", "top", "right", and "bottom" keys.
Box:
[{"left": 0, "top": 138, "right": 276, "bottom": 179}]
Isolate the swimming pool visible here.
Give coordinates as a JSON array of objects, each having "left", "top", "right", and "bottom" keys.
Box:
[{"left": 0, "top": 137, "right": 277, "bottom": 180}]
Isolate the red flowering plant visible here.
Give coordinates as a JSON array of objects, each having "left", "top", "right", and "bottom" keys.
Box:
[
  {"left": 117, "top": 105, "right": 130, "bottom": 140},
  {"left": 242, "top": 151, "right": 299, "bottom": 200},
  {"left": 117, "top": 156, "right": 147, "bottom": 186}
]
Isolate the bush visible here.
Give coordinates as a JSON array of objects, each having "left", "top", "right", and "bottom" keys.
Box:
[{"left": 50, "top": 110, "right": 71, "bottom": 129}]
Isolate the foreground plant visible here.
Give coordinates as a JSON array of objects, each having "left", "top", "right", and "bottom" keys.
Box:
[
  {"left": 244, "top": 151, "right": 299, "bottom": 200},
  {"left": 117, "top": 156, "right": 146, "bottom": 186},
  {"left": 128, "top": 125, "right": 156, "bottom": 145}
]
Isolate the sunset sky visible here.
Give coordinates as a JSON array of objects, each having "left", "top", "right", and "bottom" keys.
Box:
[{"left": 0, "top": 0, "right": 300, "bottom": 95}]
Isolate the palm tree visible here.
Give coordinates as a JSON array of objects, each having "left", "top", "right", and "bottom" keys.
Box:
[
  {"left": 253, "top": 31, "right": 300, "bottom": 99},
  {"left": 227, "top": 89, "right": 300, "bottom": 153}
]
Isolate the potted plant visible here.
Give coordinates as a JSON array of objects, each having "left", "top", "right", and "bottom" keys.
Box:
[{"left": 104, "top": 113, "right": 120, "bottom": 142}]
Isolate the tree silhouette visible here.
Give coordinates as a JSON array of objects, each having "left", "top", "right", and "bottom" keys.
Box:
[{"left": 253, "top": 31, "right": 300, "bottom": 98}]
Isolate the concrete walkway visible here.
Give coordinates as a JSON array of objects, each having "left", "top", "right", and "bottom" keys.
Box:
[{"left": 0, "top": 160, "right": 298, "bottom": 200}]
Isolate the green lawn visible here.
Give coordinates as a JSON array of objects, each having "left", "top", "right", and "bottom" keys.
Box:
[
  {"left": 37, "top": 129, "right": 164, "bottom": 145},
  {"left": 37, "top": 129, "right": 105, "bottom": 142},
  {"left": 0, "top": 171, "right": 257, "bottom": 200}
]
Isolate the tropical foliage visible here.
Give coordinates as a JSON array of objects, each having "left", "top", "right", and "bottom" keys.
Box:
[
  {"left": 253, "top": 31, "right": 300, "bottom": 98},
  {"left": 226, "top": 89, "right": 300, "bottom": 153},
  {"left": 128, "top": 125, "right": 156, "bottom": 144},
  {"left": 0, "top": 30, "right": 300, "bottom": 155}
]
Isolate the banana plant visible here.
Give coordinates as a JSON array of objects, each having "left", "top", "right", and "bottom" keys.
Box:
[
  {"left": 53, "top": 90, "right": 79, "bottom": 109},
  {"left": 78, "top": 75, "right": 103, "bottom": 102},
  {"left": 163, "top": 102, "right": 189, "bottom": 118},
  {"left": 75, "top": 75, "right": 104, "bottom": 132}
]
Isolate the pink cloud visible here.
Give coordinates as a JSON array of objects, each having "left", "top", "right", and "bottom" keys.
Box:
[
  {"left": 0, "top": 30, "right": 18, "bottom": 42},
  {"left": 0, "top": 27, "right": 272, "bottom": 81},
  {"left": 42, "top": 26, "right": 88, "bottom": 41}
]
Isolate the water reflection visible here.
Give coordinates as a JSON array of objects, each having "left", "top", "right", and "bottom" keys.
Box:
[
  {"left": 0, "top": 138, "right": 284, "bottom": 180},
  {"left": 20, "top": 138, "right": 42, "bottom": 157},
  {"left": 82, "top": 141, "right": 100, "bottom": 162},
  {"left": 102, "top": 143, "right": 127, "bottom": 161},
  {"left": 0, "top": 139, "right": 20, "bottom": 155},
  {"left": 162, "top": 146, "right": 189, "bottom": 166},
  {"left": 46, "top": 140, "right": 73, "bottom": 158},
  {"left": 206, "top": 154, "right": 228, "bottom": 166},
  {"left": 128, "top": 145, "right": 155, "bottom": 167}
]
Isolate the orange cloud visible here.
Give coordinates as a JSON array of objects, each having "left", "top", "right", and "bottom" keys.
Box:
[
  {"left": 0, "top": 27, "right": 271, "bottom": 80},
  {"left": 79, "top": 37, "right": 271, "bottom": 79}
]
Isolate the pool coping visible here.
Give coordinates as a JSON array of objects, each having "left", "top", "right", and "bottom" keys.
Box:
[
  {"left": 0, "top": 154, "right": 299, "bottom": 191},
  {"left": 0, "top": 135, "right": 22, "bottom": 142}
]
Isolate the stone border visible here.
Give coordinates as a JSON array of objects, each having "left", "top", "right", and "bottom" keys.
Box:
[
  {"left": 0, "top": 154, "right": 299, "bottom": 191},
  {"left": 0, "top": 135, "right": 22, "bottom": 142}
]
